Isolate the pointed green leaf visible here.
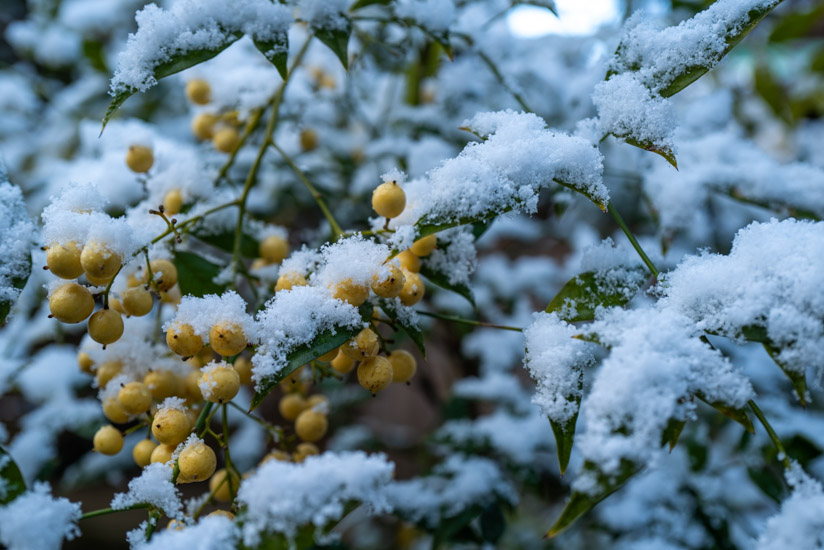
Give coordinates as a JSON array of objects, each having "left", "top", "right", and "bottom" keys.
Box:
[
  {"left": 545, "top": 268, "right": 646, "bottom": 322},
  {"left": 314, "top": 23, "right": 352, "bottom": 71},
  {"left": 350, "top": 0, "right": 391, "bottom": 9},
  {"left": 191, "top": 227, "right": 260, "bottom": 259},
  {"left": 553, "top": 178, "right": 609, "bottom": 212},
  {"left": 253, "top": 33, "right": 289, "bottom": 80},
  {"left": 479, "top": 502, "right": 506, "bottom": 544},
  {"left": 764, "top": 342, "right": 808, "bottom": 407},
  {"left": 378, "top": 299, "right": 426, "bottom": 358},
  {"left": 433, "top": 506, "right": 484, "bottom": 548},
  {"left": 419, "top": 264, "right": 475, "bottom": 308},
  {"left": 661, "top": 417, "right": 687, "bottom": 451},
  {"left": 550, "top": 411, "right": 579, "bottom": 476},
  {"left": 172, "top": 250, "right": 228, "bottom": 298},
  {"left": 0, "top": 175, "right": 33, "bottom": 325},
  {"left": 623, "top": 137, "right": 678, "bottom": 169},
  {"left": 0, "top": 446, "right": 26, "bottom": 504},
  {"left": 697, "top": 394, "right": 755, "bottom": 434}
]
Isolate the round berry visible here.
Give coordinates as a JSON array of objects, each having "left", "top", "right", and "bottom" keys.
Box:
[
  {"left": 152, "top": 407, "right": 191, "bottom": 446},
  {"left": 372, "top": 181, "right": 406, "bottom": 218},
  {"left": 275, "top": 271, "right": 306, "bottom": 292},
  {"left": 278, "top": 393, "right": 307, "bottom": 421},
  {"left": 341, "top": 328, "right": 380, "bottom": 360},
  {"left": 49, "top": 283, "right": 94, "bottom": 324},
  {"left": 398, "top": 271, "right": 425, "bottom": 306},
  {"left": 109, "top": 296, "right": 127, "bottom": 315},
  {"left": 150, "top": 443, "right": 175, "bottom": 465},
  {"left": 209, "top": 468, "right": 239, "bottom": 502},
  {"left": 207, "top": 510, "right": 234, "bottom": 519},
  {"left": 259, "top": 235, "right": 289, "bottom": 264},
  {"left": 331, "top": 278, "right": 370, "bottom": 306},
  {"left": 77, "top": 351, "right": 94, "bottom": 374},
  {"left": 213, "top": 127, "right": 239, "bottom": 153},
  {"left": 178, "top": 441, "right": 217, "bottom": 482},
  {"left": 199, "top": 364, "right": 240, "bottom": 404},
  {"left": 159, "top": 284, "right": 181, "bottom": 305},
  {"left": 95, "top": 360, "right": 122, "bottom": 388},
  {"left": 118, "top": 381, "right": 152, "bottom": 415},
  {"left": 46, "top": 242, "right": 84, "bottom": 279},
  {"left": 330, "top": 350, "right": 356, "bottom": 374},
  {"left": 295, "top": 409, "right": 328, "bottom": 442},
  {"left": 306, "top": 394, "right": 328, "bottom": 409},
  {"left": 396, "top": 250, "right": 421, "bottom": 273},
  {"left": 143, "top": 369, "right": 180, "bottom": 400},
  {"left": 88, "top": 308, "right": 124, "bottom": 345},
  {"left": 147, "top": 259, "right": 178, "bottom": 292},
  {"left": 163, "top": 189, "right": 183, "bottom": 216},
  {"left": 261, "top": 449, "right": 291, "bottom": 464},
  {"left": 184, "top": 370, "right": 203, "bottom": 401},
  {"left": 85, "top": 271, "right": 113, "bottom": 286},
  {"left": 102, "top": 396, "right": 130, "bottom": 424},
  {"left": 80, "top": 242, "right": 121, "bottom": 281},
  {"left": 389, "top": 350, "right": 417, "bottom": 384},
  {"left": 371, "top": 264, "right": 405, "bottom": 298},
  {"left": 133, "top": 439, "right": 158, "bottom": 467},
  {"left": 126, "top": 145, "right": 154, "bottom": 173},
  {"left": 357, "top": 356, "right": 393, "bottom": 394},
  {"left": 121, "top": 286, "right": 153, "bottom": 317},
  {"left": 166, "top": 323, "right": 203, "bottom": 357},
  {"left": 192, "top": 112, "right": 219, "bottom": 140},
  {"left": 93, "top": 425, "right": 123, "bottom": 455},
  {"left": 233, "top": 357, "right": 253, "bottom": 385},
  {"left": 410, "top": 235, "right": 437, "bottom": 257},
  {"left": 299, "top": 128, "right": 318, "bottom": 152},
  {"left": 185, "top": 79, "right": 211, "bottom": 105},
  {"left": 293, "top": 442, "right": 320, "bottom": 463},
  {"left": 209, "top": 322, "right": 247, "bottom": 357}
]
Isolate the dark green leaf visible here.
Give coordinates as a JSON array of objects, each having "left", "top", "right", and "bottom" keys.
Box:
[
  {"left": 192, "top": 227, "right": 260, "bottom": 259},
  {"left": 479, "top": 503, "right": 506, "bottom": 543},
  {"left": 0, "top": 446, "right": 26, "bottom": 504},
  {"left": 553, "top": 178, "right": 609, "bottom": 211},
  {"left": 378, "top": 299, "right": 426, "bottom": 358},
  {"left": 253, "top": 33, "right": 289, "bottom": 80},
  {"left": 545, "top": 268, "right": 646, "bottom": 322},
  {"left": 769, "top": 4, "right": 824, "bottom": 42},
  {"left": 172, "top": 250, "right": 228, "bottom": 298},
  {"left": 350, "top": 0, "right": 391, "bottom": 9},
  {"left": 623, "top": 136, "right": 678, "bottom": 169},
  {"left": 736, "top": 325, "right": 808, "bottom": 406},
  {"left": 0, "top": 174, "right": 32, "bottom": 325},
  {"left": 82, "top": 39, "right": 108, "bottom": 73},
  {"left": 697, "top": 394, "right": 755, "bottom": 434},
  {"left": 0, "top": 251, "right": 30, "bottom": 326},
  {"left": 433, "top": 505, "right": 484, "bottom": 548},
  {"left": 661, "top": 418, "right": 687, "bottom": 451},
  {"left": 414, "top": 209, "right": 507, "bottom": 241},
  {"left": 754, "top": 65, "right": 792, "bottom": 124},
  {"left": 314, "top": 23, "right": 352, "bottom": 71},
  {"left": 547, "top": 370, "right": 582, "bottom": 475},
  {"left": 419, "top": 264, "right": 475, "bottom": 308}
]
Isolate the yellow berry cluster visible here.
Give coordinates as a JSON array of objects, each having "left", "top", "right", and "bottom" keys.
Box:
[
  {"left": 185, "top": 79, "right": 243, "bottom": 153},
  {"left": 166, "top": 318, "right": 247, "bottom": 360}
]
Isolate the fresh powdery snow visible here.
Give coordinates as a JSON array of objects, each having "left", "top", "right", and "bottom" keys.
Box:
[
  {"left": 0, "top": 169, "right": 34, "bottom": 312},
  {"left": 134, "top": 515, "right": 239, "bottom": 550},
  {"left": 756, "top": 462, "right": 824, "bottom": 550},
  {"left": 0, "top": 483, "right": 82, "bottom": 550},
  {"left": 166, "top": 291, "right": 254, "bottom": 343},
  {"left": 110, "top": 462, "right": 183, "bottom": 519}
]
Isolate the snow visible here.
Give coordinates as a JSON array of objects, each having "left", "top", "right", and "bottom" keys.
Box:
[
  {"left": 422, "top": 227, "right": 477, "bottom": 287},
  {"left": 134, "top": 515, "right": 239, "bottom": 550},
  {"left": 166, "top": 291, "right": 254, "bottom": 342},
  {"left": 757, "top": 462, "right": 824, "bottom": 549},
  {"left": 395, "top": 0, "right": 456, "bottom": 33},
  {"left": 298, "top": 0, "right": 350, "bottom": 32},
  {"left": 0, "top": 483, "right": 81, "bottom": 550},
  {"left": 0, "top": 171, "right": 34, "bottom": 310},
  {"left": 111, "top": 462, "right": 183, "bottom": 519}
]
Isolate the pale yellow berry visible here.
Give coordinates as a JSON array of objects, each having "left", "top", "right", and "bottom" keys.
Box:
[
  {"left": 166, "top": 323, "right": 203, "bottom": 357},
  {"left": 49, "top": 283, "right": 94, "bottom": 324},
  {"left": 398, "top": 270, "right": 425, "bottom": 306},
  {"left": 200, "top": 364, "right": 240, "bottom": 403},
  {"left": 331, "top": 278, "right": 370, "bottom": 306},
  {"left": 278, "top": 393, "right": 307, "bottom": 421},
  {"left": 213, "top": 127, "right": 239, "bottom": 153},
  {"left": 330, "top": 350, "right": 356, "bottom": 374},
  {"left": 233, "top": 357, "right": 253, "bottom": 385},
  {"left": 126, "top": 145, "right": 154, "bottom": 173},
  {"left": 397, "top": 250, "right": 421, "bottom": 274},
  {"left": 120, "top": 286, "right": 153, "bottom": 317},
  {"left": 163, "top": 189, "right": 183, "bottom": 215},
  {"left": 372, "top": 181, "right": 406, "bottom": 218},
  {"left": 192, "top": 112, "right": 219, "bottom": 140},
  {"left": 46, "top": 242, "right": 84, "bottom": 279},
  {"left": 81, "top": 242, "right": 122, "bottom": 281},
  {"left": 95, "top": 361, "right": 122, "bottom": 388},
  {"left": 88, "top": 308, "right": 124, "bottom": 345},
  {"left": 299, "top": 128, "right": 318, "bottom": 152},
  {"left": 295, "top": 409, "right": 328, "bottom": 442},
  {"left": 306, "top": 394, "right": 328, "bottom": 408},
  {"left": 133, "top": 439, "right": 158, "bottom": 467},
  {"left": 159, "top": 284, "right": 182, "bottom": 305},
  {"left": 371, "top": 264, "right": 406, "bottom": 298},
  {"left": 184, "top": 370, "right": 203, "bottom": 401},
  {"left": 317, "top": 348, "right": 338, "bottom": 362},
  {"left": 209, "top": 323, "right": 247, "bottom": 357},
  {"left": 152, "top": 407, "right": 191, "bottom": 446},
  {"left": 275, "top": 271, "right": 306, "bottom": 292},
  {"left": 167, "top": 519, "right": 185, "bottom": 531},
  {"left": 209, "top": 468, "right": 239, "bottom": 502},
  {"left": 220, "top": 111, "right": 241, "bottom": 127},
  {"left": 93, "top": 425, "right": 123, "bottom": 455},
  {"left": 150, "top": 443, "right": 175, "bottom": 464},
  {"left": 109, "top": 296, "right": 127, "bottom": 315},
  {"left": 147, "top": 259, "right": 178, "bottom": 292},
  {"left": 77, "top": 351, "right": 94, "bottom": 374},
  {"left": 357, "top": 356, "right": 393, "bottom": 394},
  {"left": 250, "top": 258, "right": 267, "bottom": 272},
  {"left": 118, "top": 381, "right": 152, "bottom": 415},
  {"left": 143, "top": 370, "right": 180, "bottom": 400},
  {"left": 293, "top": 442, "right": 320, "bottom": 463},
  {"left": 261, "top": 449, "right": 291, "bottom": 464},
  {"left": 178, "top": 441, "right": 217, "bottom": 482},
  {"left": 341, "top": 328, "right": 380, "bottom": 361},
  {"left": 410, "top": 235, "right": 437, "bottom": 257},
  {"left": 185, "top": 79, "right": 211, "bottom": 105},
  {"left": 259, "top": 235, "right": 289, "bottom": 264},
  {"left": 389, "top": 350, "right": 417, "bottom": 384},
  {"left": 208, "top": 510, "right": 235, "bottom": 519},
  {"left": 85, "top": 272, "right": 113, "bottom": 286},
  {"left": 102, "top": 396, "right": 130, "bottom": 424}
]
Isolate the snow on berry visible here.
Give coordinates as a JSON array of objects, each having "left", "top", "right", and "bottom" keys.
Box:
[{"left": 110, "top": 462, "right": 183, "bottom": 519}]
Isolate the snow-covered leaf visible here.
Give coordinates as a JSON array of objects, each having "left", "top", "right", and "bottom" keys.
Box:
[
  {"left": 0, "top": 173, "right": 33, "bottom": 325},
  {"left": 252, "top": 33, "right": 289, "bottom": 80},
  {"left": 314, "top": 23, "right": 352, "bottom": 71},
  {"left": 379, "top": 299, "right": 426, "bottom": 358},
  {"left": 0, "top": 447, "right": 26, "bottom": 505},
  {"left": 420, "top": 264, "right": 475, "bottom": 308},
  {"left": 545, "top": 268, "right": 646, "bottom": 322}
]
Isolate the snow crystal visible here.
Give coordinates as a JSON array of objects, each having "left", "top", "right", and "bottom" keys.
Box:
[
  {"left": 757, "top": 462, "right": 824, "bottom": 550},
  {"left": 395, "top": 0, "right": 456, "bottom": 33},
  {"left": 236, "top": 451, "right": 394, "bottom": 545},
  {"left": 0, "top": 482, "right": 81, "bottom": 550},
  {"left": 167, "top": 291, "right": 254, "bottom": 341},
  {"left": 111, "top": 462, "right": 182, "bottom": 519},
  {"left": 135, "top": 515, "right": 239, "bottom": 550},
  {"left": 422, "top": 227, "right": 477, "bottom": 287},
  {"left": 279, "top": 246, "right": 323, "bottom": 278},
  {"left": 298, "top": 0, "right": 350, "bottom": 32},
  {"left": 0, "top": 172, "right": 34, "bottom": 310},
  {"left": 313, "top": 235, "right": 390, "bottom": 289}
]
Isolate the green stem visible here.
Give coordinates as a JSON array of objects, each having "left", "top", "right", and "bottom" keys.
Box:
[
  {"left": 417, "top": 310, "right": 523, "bottom": 332},
  {"left": 80, "top": 503, "right": 151, "bottom": 520},
  {"left": 476, "top": 50, "right": 533, "bottom": 113},
  {"left": 607, "top": 203, "right": 659, "bottom": 279},
  {"left": 748, "top": 399, "right": 792, "bottom": 470},
  {"left": 221, "top": 404, "right": 238, "bottom": 498}
]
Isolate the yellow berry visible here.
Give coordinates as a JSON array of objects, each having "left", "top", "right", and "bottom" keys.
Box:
[
  {"left": 208, "top": 510, "right": 235, "bottom": 519},
  {"left": 152, "top": 407, "right": 191, "bottom": 446},
  {"left": 199, "top": 364, "right": 240, "bottom": 403},
  {"left": 259, "top": 235, "right": 289, "bottom": 264},
  {"left": 398, "top": 271, "right": 425, "bottom": 306},
  {"left": 85, "top": 271, "right": 113, "bottom": 286},
  {"left": 77, "top": 351, "right": 94, "bottom": 374},
  {"left": 81, "top": 242, "right": 121, "bottom": 281},
  {"left": 185, "top": 79, "right": 211, "bottom": 105},
  {"left": 306, "top": 394, "right": 328, "bottom": 408},
  {"left": 118, "top": 381, "right": 152, "bottom": 415},
  {"left": 233, "top": 357, "right": 253, "bottom": 385},
  {"left": 372, "top": 181, "right": 406, "bottom": 218},
  {"left": 167, "top": 519, "right": 185, "bottom": 531},
  {"left": 102, "top": 396, "right": 130, "bottom": 424},
  {"left": 93, "top": 425, "right": 123, "bottom": 455},
  {"left": 95, "top": 361, "right": 122, "bottom": 388},
  {"left": 261, "top": 449, "right": 291, "bottom": 464},
  {"left": 341, "top": 328, "right": 380, "bottom": 360},
  {"left": 410, "top": 235, "right": 437, "bottom": 257},
  {"left": 192, "top": 112, "right": 219, "bottom": 140},
  {"left": 209, "top": 468, "right": 239, "bottom": 502},
  {"left": 299, "top": 128, "right": 318, "bottom": 152},
  {"left": 166, "top": 323, "right": 203, "bottom": 357},
  {"left": 330, "top": 350, "right": 356, "bottom": 374},
  {"left": 357, "top": 356, "right": 393, "bottom": 394},
  {"left": 127, "top": 273, "right": 141, "bottom": 288},
  {"left": 275, "top": 271, "right": 306, "bottom": 292},
  {"left": 396, "top": 250, "right": 421, "bottom": 273},
  {"left": 126, "top": 145, "right": 154, "bottom": 173},
  {"left": 389, "top": 350, "right": 417, "bottom": 384},
  {"left": 150, "top": 443, "right": 175, "bottom": 465},
  {"left": 295, "top": 409, "right": 328, "bottom": 442},
  {"left": 133, "top": 439, "right": 158, "bottom": 467},
  {"left": 184, "top": 370, "right": 203, "bottom": 401},
  {"left": 159, "top": 284, "right": 181, "bottom": 305},
  {"left": 278, "top": 393, "right": 307, "bottom": 421},
  {"left": 46, "top": 242, "right": 84, "bottom": 279},
  {"left": 293, "top": 442, "right": 319, "bottom": 463},
  {"left": 317, "top": 348, "right": 338, "bottom": 362},
  {"left": 371, "top": 264, "right": 406, "bottom": 298},
  {"left": 209, "top": 323, "right": 247, "bottom": 357},
  {"left": 331, "top": 278, "right": 369, "bottom": 306},
  {"left": 88, "top": 308, "right": 124, "bottom": 345},
  {"left": 178, "top": 441, "right": 217, "bottom": 482},
  {"left": 213, "top": 127, "right": 239, "bottom": 153},
  {"left": 163, "top": 190, "right": 183, "bottom": 216},
  {"left": 121, "top": 286, "right": 153, "bottom": 317},
  {"left": 143, "top": 370, "right": 180, "bottom": 400},
  {"left": 109, "top": 296, "right": 127, "bottom": 315},
  {"left": 147, "top": 259, "right": 178, "bottom": 292},
  {"left": 49, "top": 283, "right": 95, "bottom": 324}
]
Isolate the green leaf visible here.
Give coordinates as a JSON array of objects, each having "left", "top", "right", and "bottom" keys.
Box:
[
  {"left": 769, "top": 4, "right": 824, "bottom": 42},
  {"left": 661, "top": 417, "right": 687, "bottom": 451},
  {"left": 550, "top": 408, "right": 579, "bottom": 476},
  {"left": 419, "top": 264, "right": 475, "bottom": 308},
  {"left": 0, "top": 446, "right": 26, "bottom": 504},
  {"left": 0, "top": 252, "right": 30, "bottom": 326},
  {"left": 378, "top": 299, "right": 426, "bottom": 358},
  {"left": 313, "top": 23, "right": 352, "bottom": 71},
  {"left": 0, "top": 175, "right": 32, "bottom": 325},
  {"left": 251, "top": 304, "right": 373, "bottom": 410},
  {"left": 172, "top": 250, "right": 228, "bottom": 298},
  {"left": 479, "top": 502, "right": 506, "bottom": 543},
  {"left": 623, "top": 136, "right": 678, "bottom": 169},
  {"left": 545, "top": 268, "right": 646, "bottom": 322},
  {"left": 697, "top": 394, "right": 755, "bottom": 434},
  {"left": 736, "top": 325, "right": 809, "bottom": 406},
  {"left": 512, "top": 0, "right": 557, "bottom": 16},
  {"left": 350, "top": 0, "right": 391, "bottom": 9},
  {"left": 82, "top": 39, "right": 108, "bottom": 73},
  {"left": 103, "top": 33, "right": 242, "bottom": 131},
  {"left": 547, "top": 459, "right": 641, "bottom": 538},
  {"left": 191, "top": 227, "right": 260, "bottom": 259},
  {"left": 553, "top": 178, "right": 609, "bottom": 212},
  {"left": 433, "top": 505, "right": 484, "bottom": 548},
  {"left": 253, "top": 33, "right": 289, "bottom": 80}
]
